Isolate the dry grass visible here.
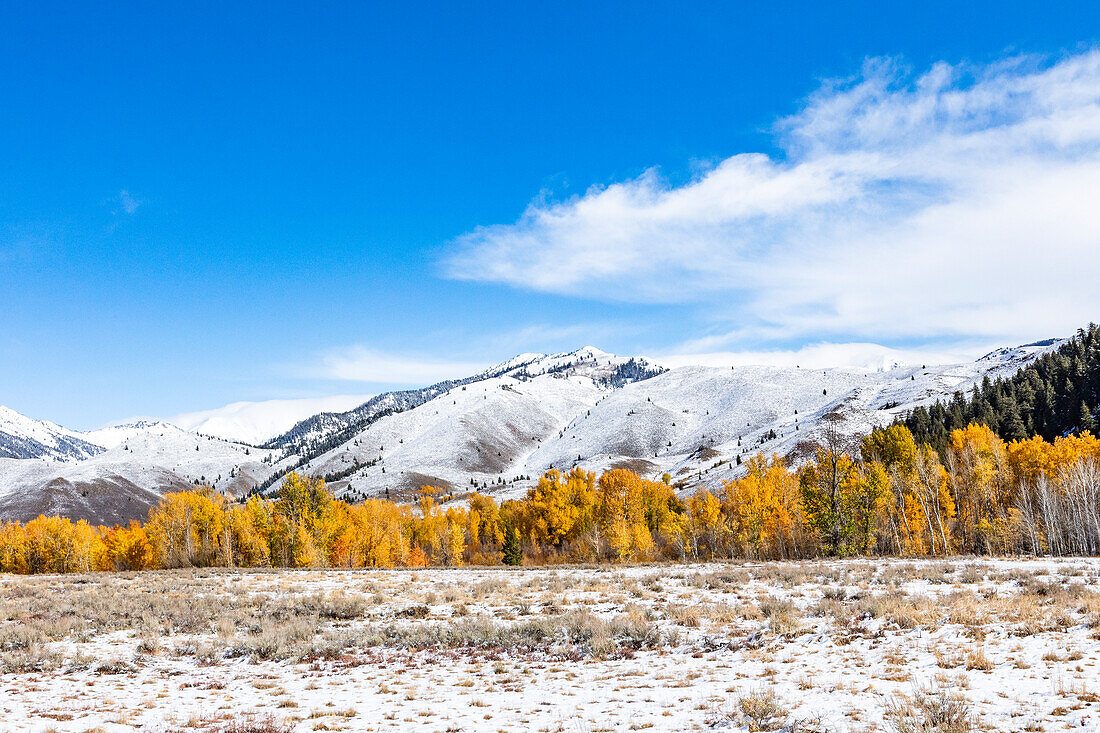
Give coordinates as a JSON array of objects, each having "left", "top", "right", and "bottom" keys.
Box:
[
  {"left": 165, "top": 716, "right": 293, "bottom": 733},
  {"left": 3, "top": 561, "right": 1092, "bottom": 669},
  {"left": 1, "top": 559, "right": 1098, "bottom": 731},
  {"left": 709, "top": 688, "right": 832, "bottom": 732},
  {"left": 737, "top": 688, "right": 791, "bottom": 731},
  {"left": 884, "top": 684, "right": 974, "bottom": 733}
]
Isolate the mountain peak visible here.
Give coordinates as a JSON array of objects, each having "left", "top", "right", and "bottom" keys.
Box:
[
  {"left": 572, "top": 345, "right": 610, "bottom": 358},
  {"left": 978, "top": 338, "right": 1066, "bottom": 363},
  {"left": 0, "top": 405, "right": 104, "bottom": 461}
]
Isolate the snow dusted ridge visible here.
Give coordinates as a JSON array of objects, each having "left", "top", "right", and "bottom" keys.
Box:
[
  {"left": 0, "top": 406, "right": 104, "bottom": 460},
  {"left": 286, "top": 340, "right": 1061, "bottom": 502},
  {"left": 0, "top": 418, "right": 295, "bottom": 525},
  {"left": 264, "top": 347, "right": 663, "bottom": 454},
  {"left": 0, "top": 340, "right": 1064, "bottom": 523}
]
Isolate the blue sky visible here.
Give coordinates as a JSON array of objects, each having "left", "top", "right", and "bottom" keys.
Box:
[{"left": 4, "top": 2, "right": 1100, "bottom": 428}]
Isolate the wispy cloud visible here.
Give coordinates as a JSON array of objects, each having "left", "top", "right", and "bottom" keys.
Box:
[
  {"left": 485, "top": 322, "right": 636, "bottom": 353},
  {"left": 444, "top": 51, "right": 1100, "bottom": 347},
  {"left": 649, "top": 341, "right": 985, "bottom": 372},
  {"left": 118, "top": 190, "right": 141, "bottom": 215},
  {"left": 304, "top": 346, "right": 490, "bottom": 385}
]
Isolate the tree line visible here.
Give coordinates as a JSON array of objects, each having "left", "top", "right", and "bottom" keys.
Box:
[
  {"left": 2, "top": 422, "right": 1100, "bottom": 574},
  {"left": 904, "top": 324, "right": 1100, "bottom": 452}
]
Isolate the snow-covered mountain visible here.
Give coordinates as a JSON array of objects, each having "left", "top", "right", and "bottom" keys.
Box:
[
  {"left": 291, "top": 347, "right": 659, "bottom": 498},
  {"left": 168, "top": 394, "right": 373, "bottom": 445},
  {"left": 0, "top": 418, "right": 292, "bottom": 524},
  {"left": 0, "top": 339, "right": 1063, "bottom": 524},
  {"left": 266, "top": 347, "right": 662, "bottom": 454},
  {"left": 0, "top": 406, "right": 104, "bottom": 460},
  {"left": 281, "top": 341, "right": 1062, "bottom": 501}
]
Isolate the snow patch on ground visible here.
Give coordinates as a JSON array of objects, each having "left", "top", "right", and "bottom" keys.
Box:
[{"left": 1, "top": 557, "right": 1097, "bottom": 732}]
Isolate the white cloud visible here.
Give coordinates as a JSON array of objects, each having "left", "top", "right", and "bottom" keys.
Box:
[
  {"left": 168, "top": 394, "right": 374, "bottom": 444},
  {"left": 306, "top": 347, "right": 489, "bottom": 385},
  {"left": 648, "top": 341, "right": 983, "bottom": 372},
  {"left": 485, "top": 322, "right": 637, "bottom": 352},
  {"left": 444, "top": 51, "right": 1100, "bottom": 346}
]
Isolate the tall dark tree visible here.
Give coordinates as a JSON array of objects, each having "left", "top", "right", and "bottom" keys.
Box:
[{"left": 502, "top": 525, "right": 523, "bottom": 566}]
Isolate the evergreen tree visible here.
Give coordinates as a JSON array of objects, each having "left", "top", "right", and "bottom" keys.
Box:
[
  {"left": 902, "top": 324, "right": 1100, "bottom": 452},
  {"left": 1000, "top": 396, "right": 1027, "bottom": 441},
  {"left": 502, "top": 525, "right": 523, "bottom": 566},
  {"left": 1080, "top": 401, "right": 1095, "bottom": 433}
]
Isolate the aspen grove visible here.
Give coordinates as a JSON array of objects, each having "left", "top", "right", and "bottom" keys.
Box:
[{"left": 3, "top": 423, "right": 1100, "bottom": 574}]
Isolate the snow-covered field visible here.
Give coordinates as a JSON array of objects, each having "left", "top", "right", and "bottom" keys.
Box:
[{"left": 2, "top": 557, "right": 1099, "bottom": 732}]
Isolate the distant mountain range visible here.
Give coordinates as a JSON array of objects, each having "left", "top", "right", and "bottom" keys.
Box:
[
  {"left": 0, "top": 340, "right": 1061, "bottom": 524},
  {"left": 0, "top": 405, "right": 105, "bottom": 461}
]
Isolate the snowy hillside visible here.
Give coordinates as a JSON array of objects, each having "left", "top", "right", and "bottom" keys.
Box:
[
  {"left": 0, "top": 418, "right": 291, "bottom": 524},
  {"left": 0, "top": 339, "right": 1063, "bottom": 523},
  {"left": 285, "top": 341, "right": 1062, "bottom": 501},
  {"left": 168, "top": 394, "right": 373, "bottom": 445},
  {"left": 266, "top": 347, "right": 663, "bottom": 453},
  {"left": 275, "top": 348, "right": 666, "bottom": 497},
  {"left": 0, "top": 406, "right": 104, "bottom": 460}
]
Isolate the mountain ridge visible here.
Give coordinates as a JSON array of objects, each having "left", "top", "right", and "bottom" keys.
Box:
[
  {"left": 0, "top": 405, "right": 105, "bottom": 461},
  {"left": 0, "top": 340, "right": 1064, "bottom": 524}
]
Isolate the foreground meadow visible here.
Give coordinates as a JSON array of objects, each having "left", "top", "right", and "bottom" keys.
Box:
[{"left": 2, "top": 558, "right": 1099, "bottom": 732}]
